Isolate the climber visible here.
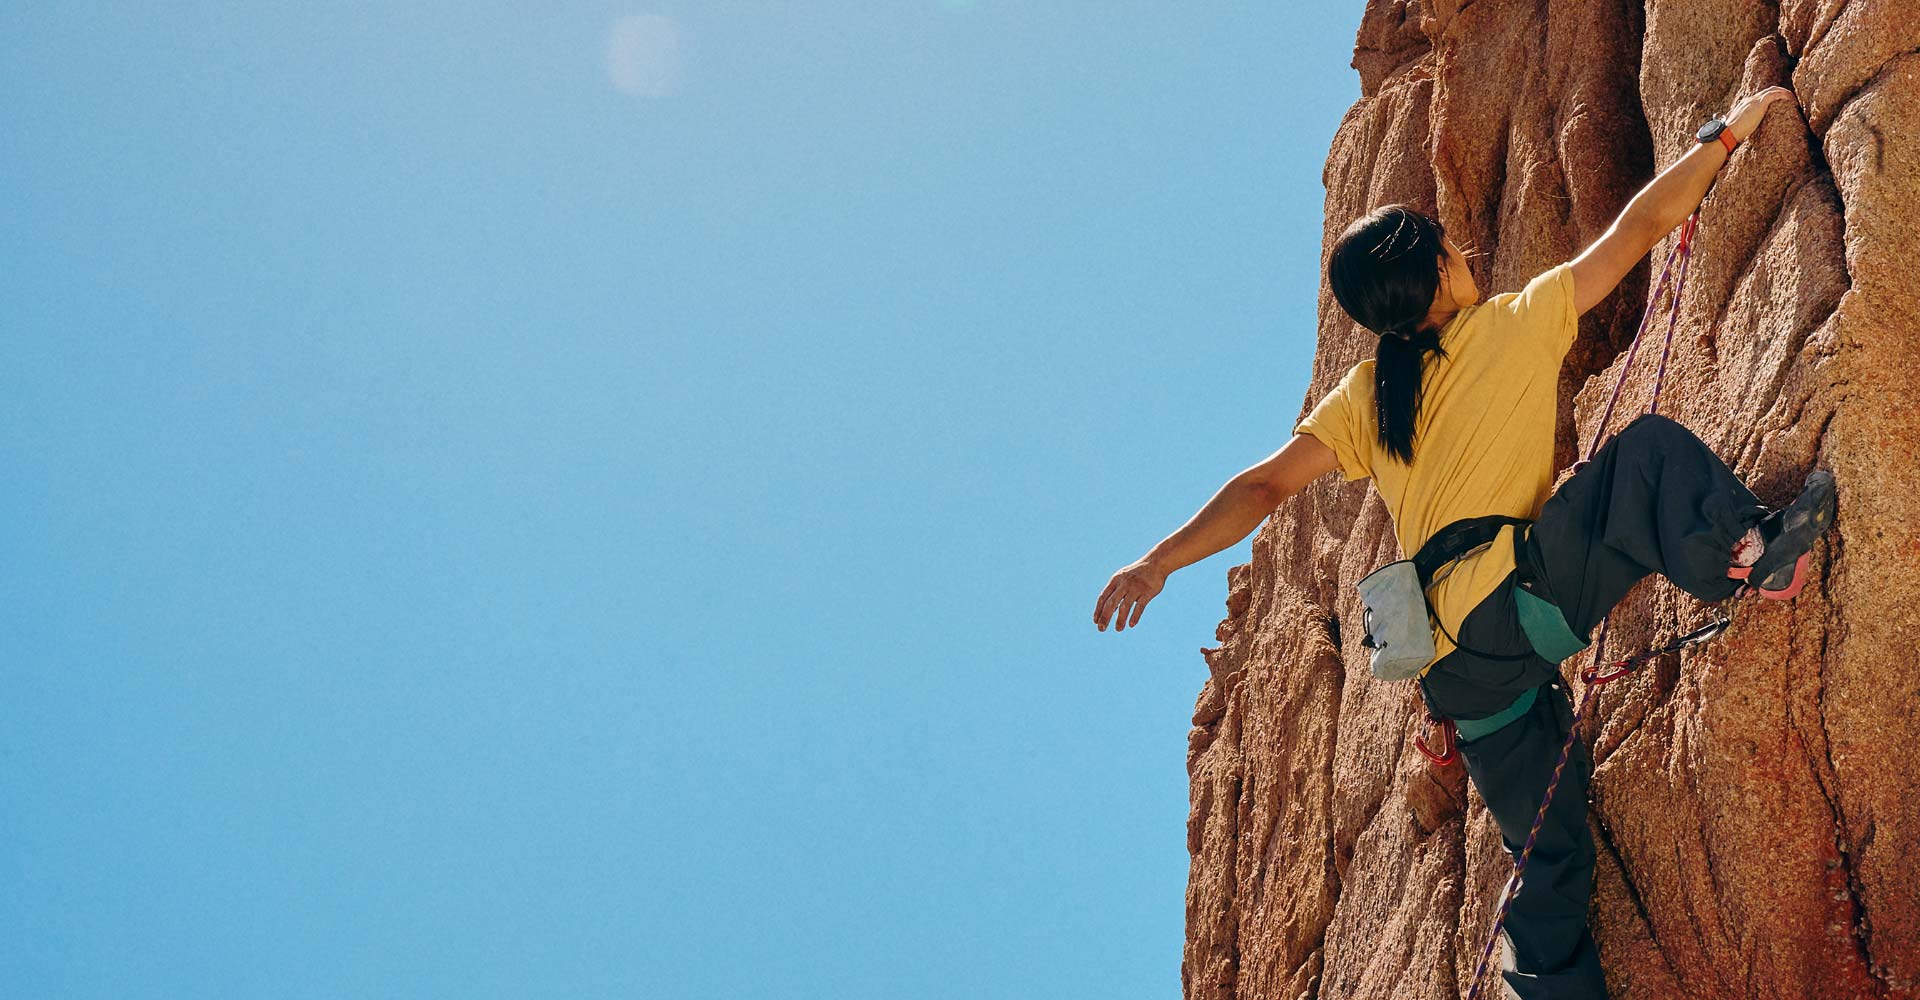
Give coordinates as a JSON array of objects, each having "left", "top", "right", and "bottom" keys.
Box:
[{"left": 1092, "top": 84, "right": 1837, "bottom": 999}]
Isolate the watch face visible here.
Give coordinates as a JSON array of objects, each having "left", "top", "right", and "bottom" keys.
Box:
[{"left": 1696, "top": 119, "right": 1725, "bottom": 142}]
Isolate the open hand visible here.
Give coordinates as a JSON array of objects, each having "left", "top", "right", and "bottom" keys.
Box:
[
  {"left": 1094, "top": 558, "right": 1167, "bottom": 632},
  {"left": 1724, "top": 85, "right": 1795, "bottom": 142}
]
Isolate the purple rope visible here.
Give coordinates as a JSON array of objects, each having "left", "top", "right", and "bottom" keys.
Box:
[
  {"left": 1461, "top": 213, "right": 1698, "bottom": 1000},
  {"left": 1460, "top": 635, "right": 1606, "bottom": 998},
  {"left": 1648, "top": 217, "right": 1696, "bottom": 416},
  {"left": 1585, "top": 220, "right": 1688, "bottom": 461}
]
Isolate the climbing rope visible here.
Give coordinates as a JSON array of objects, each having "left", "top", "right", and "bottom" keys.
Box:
[{"left": 1460, "top": 211, "right": 1732, "bottom": 1000}]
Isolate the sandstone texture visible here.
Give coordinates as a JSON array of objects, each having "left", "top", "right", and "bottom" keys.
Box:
[{"left": 1185, "top": 2, "right": 1920, "bottom": 997}]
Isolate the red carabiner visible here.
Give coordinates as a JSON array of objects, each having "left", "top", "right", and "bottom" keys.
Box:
[
  {"left": 1415, "top": 715, "right": 1457, "bottom": 766},
  {"left": 1581, "top": 658, "right": 1636, "bottom": 686}
]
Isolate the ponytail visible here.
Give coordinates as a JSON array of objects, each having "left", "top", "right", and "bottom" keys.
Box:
[
  {"left": 1326, "top": 204, "right": 1454, "bottom": 465},
  {"left": 1373, "top": 323, "right": 1446, "bottom": 465}
]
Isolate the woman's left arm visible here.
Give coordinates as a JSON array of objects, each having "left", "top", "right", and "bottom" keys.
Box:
[
  {"left": 1093, "top": 434, "right": 1340, "bottom": 632},
  {"left": 1569, "top": 86, "right": 1796, "bottom": 315}
]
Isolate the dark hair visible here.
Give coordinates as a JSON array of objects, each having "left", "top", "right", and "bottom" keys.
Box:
[{"left": 1326, "top": 205, "right": 1451, "bottom": 465}]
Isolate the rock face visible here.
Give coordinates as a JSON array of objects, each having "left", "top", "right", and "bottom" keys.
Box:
[{"left": 1184, "top": 2, "right": 1920, "bottom": 997}]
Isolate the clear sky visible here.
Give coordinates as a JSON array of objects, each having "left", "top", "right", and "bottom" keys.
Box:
[{"left": 2, "top": 4, "right": 1360, "bottom": 997}]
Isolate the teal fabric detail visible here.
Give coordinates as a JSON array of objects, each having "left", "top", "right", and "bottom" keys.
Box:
[
  {"left": 1514, "top": 584, "right": 1591, "bottom": 663},
  {"left": 1455, "top": 685, "right": 1537, "bottom": 742}
]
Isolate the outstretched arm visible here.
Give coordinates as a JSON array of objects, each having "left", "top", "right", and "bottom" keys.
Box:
[
  {"left": 1093, "top": 433, "right": 1340, "bottom": 632},
  {"left": 1569, "top": 86, "right": 1795, "bottom": 315}
]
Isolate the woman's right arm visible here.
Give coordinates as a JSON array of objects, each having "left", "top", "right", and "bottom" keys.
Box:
[
  {"left": 1093, "top": 433, "right": 1339, "bottom": 632},
  {"left": 1569, "top": 86, "right": 1795, "bottom": 315}
]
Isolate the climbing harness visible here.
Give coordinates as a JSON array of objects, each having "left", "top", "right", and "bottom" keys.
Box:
[
  {"left": 1458, "top": 210, "right": 1743, "bottom": 1000},
  {"left": 1413, "top": 517, "right": 1602, "bottom": 765}
]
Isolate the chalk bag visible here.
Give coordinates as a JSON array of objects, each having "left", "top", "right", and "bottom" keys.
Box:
[{"left": 1357, "top": 559, "right": 1436, "bottom": 681}]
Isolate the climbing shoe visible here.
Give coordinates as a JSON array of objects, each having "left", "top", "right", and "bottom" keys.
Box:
[{"left": 1728, "top": 469, "right": 1837, "bottom": 600}]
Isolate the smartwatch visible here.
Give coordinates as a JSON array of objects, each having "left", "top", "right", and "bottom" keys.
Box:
[{"left": 1696, "top": 117, "right": 1738, "bottom": 153}]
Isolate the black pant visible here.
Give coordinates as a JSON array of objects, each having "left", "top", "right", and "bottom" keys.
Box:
[{"left": 1418, "top": 414, "right": 1766, "bottom": 999}]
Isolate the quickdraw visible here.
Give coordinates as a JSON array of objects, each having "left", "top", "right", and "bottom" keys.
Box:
[{"left": 1580, "top": 607, "right": 1733, "bottom": 686}]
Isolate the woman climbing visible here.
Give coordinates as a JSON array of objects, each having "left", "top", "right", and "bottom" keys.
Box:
[{"left": 1092, "top": 84, "right": 1836, "bottom": 999}]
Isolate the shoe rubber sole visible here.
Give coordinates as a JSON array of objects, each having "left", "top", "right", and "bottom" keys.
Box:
[{"left": 1743, "top": 470, "right": 1837, "bottom": 599}]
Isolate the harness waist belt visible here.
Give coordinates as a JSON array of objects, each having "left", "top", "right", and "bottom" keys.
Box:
[{"left": 1412, "top": 515, "right": 1532, "bottom": 588}]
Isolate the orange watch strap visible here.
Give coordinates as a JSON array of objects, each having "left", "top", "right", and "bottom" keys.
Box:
[{"left": 1719, "top": 130, "right": 1738, "bottom": 153}]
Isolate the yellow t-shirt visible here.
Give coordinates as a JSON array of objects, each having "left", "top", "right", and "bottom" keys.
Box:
[{"left": 1295, "top": 262, "right": 1578, "bottom": 672}]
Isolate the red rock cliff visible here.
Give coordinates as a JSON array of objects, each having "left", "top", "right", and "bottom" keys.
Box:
[{"left": 1184, "top": 2, "right": 1920, "bottom": 997}]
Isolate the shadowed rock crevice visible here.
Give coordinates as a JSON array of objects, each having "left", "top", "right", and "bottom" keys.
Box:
[
  {"left": 1590, "top": 812, "right": 1679, "bottom": 983},
  {"left": 1182, "top": 2, "right": 1920, "bottom": 997}
]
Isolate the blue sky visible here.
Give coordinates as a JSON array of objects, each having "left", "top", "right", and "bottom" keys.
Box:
[{"left": 2, "top": 4, "right": 1359, "bottom": 997}]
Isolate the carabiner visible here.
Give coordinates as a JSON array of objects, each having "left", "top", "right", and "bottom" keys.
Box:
[
  {"left": 1415, "top": 715, "right": 1457, "bottom": 766},
  {"left": 1581, "top": 658, "right": 1637, "bottom": 685}
]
